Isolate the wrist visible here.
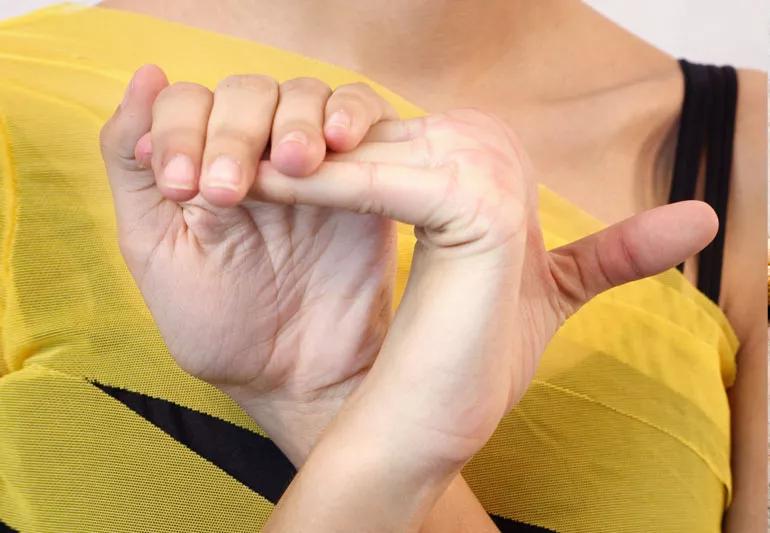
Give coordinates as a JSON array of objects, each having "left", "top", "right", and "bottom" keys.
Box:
[
  {"left": 240, "top": 395, "right": 345, "bottom": 467},
  {"left": 224, "top": 372, "right": 367, "bottom": 468},
  {"left": 265, "top": 406, "right": 460, "bottom": 533},
  {"left": 325, "top": 379, "right": 468, "bottom": 487},
  {"left": 335, "top": 363, "right": 496, "bottom": 471}
]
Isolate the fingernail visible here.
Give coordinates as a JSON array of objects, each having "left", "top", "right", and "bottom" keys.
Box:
[
  {"left": 163, "top": 154, "right": 196, "bottom": 190},
  {"left": 206, "top": 155, "right": 241, "bottom": 191},
  {"left": 325, "top": 110, "right": 350, "bottom": 131},
  {"left": 278, "top": 130, "right": 309, "bottom": 147}
]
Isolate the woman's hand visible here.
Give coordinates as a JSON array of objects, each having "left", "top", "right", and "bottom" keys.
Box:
[
  {"left": 252, "top": 109, "right": 719, "bottom": 464},
  {"left": 99, "top": 64, "right": 398, "bottom": 465},
  {"left": 250, "top": 110, "right": 720, "bottom": 532}
]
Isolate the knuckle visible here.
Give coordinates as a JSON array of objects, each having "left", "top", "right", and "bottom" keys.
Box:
[
  {"left": 217, "top": 74, "right": 278, "bottom": 96},
  {"left": 342, "top": 81, "right": 374, "bottom": 93},
  {"left": 333, "top": 81, "right": 377, "bottom": 102},
  {"left": 548, "top": 249, "right": 590, "bottom": 316},
  {"left": 154, "top": 82, "right": 212, "bottom": 113},
  {"left": 403, "top": 116, "right": 429, "bottom": 139},
  {"left": 328, "top": 92, "right": 368, "bottom": 119},
  {"left": 429, "top": 113, "right": 465, "bottom": 136},
  {"left": 98, "top": 120, "right": 134, "bottom": 163},
  {"left": 207, "top": 125, "right": 252, "bottom": 146},
  {"left": 98, "top": 123, "right": 113, "bottom": 154},
  {"left": 281, "top": 76, "right": 330, "bottom": 95},
  {"left": 330, "top": 82, "right": 393, "bottom": 121},
  {"left": 159, "top": 81, "right": 210, "bottom": 102},
  {"left": 153, "top": 125, "right": 204, "bottom": 153},
  {"left": 274, "top": 120, "right": 321, "bottom": 139}
]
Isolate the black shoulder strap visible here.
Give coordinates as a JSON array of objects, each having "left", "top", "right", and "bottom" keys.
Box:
[{"left": 668, "top": 59, "right": 738, "bottom": 304}]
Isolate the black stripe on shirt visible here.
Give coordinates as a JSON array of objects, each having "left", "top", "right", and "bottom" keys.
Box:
[
  {"left": 92, "top": 381, "right": 558, "bottom": 532},
  {"left": 91, "top": 381, "right": 296, "bottom": 503},
  {"left": 492, "top": 514, "right": 556, "bottom": 532},
  {"left": 0, "top": 519, "right": 19, "bottom": 533}
]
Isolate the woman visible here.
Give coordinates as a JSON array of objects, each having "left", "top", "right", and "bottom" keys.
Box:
[{"left": 0, "top": 1, "right": 765, "bottom": 531}]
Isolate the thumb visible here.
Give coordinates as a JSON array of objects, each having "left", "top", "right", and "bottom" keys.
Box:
[
  {"left": 548, "top": 200, "right": 719, "bottom": 315},
  {"left": 100, "top": 64, "right": 169, "bottom": 228}
]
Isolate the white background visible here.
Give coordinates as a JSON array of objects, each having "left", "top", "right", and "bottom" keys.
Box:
[
  {"left": 0, "top": 0, "right": 768, "bottom": 71},
  {"left": 586, "top": 0, "right": 767, "bottom": 70}
]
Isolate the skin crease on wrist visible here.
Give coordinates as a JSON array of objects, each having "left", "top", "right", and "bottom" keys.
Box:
[{"left": 97, "top": 1, "right": 768, "bottom": 531}]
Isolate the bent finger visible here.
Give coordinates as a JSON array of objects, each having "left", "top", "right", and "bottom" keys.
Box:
[
  {"left": 324, "top": 82, "right": 398, "bottom": 152},
  {"left": 100, "top": 64, "right": 169, "bottom": 226},
  {"left": 200, "top": 74, "right": 278, "bottom": 207},
  {"left": 270, "top": 77, "right": 330, "bottom": 177},
  {"left": 150, "top": 81, "right": 214, "bottom": 201}
]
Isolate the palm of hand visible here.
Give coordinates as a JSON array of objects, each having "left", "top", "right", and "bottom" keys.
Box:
[
  {"left": 289, "top": 111, "right": 716, "bottom": 469},
  {"left": 127, "top": 189, "right": 395, "bottom": 401}
]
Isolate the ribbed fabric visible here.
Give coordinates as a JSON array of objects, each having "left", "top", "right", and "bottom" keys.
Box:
[{"left": 0, "top": 4, "right": 739, "bottom": 532}]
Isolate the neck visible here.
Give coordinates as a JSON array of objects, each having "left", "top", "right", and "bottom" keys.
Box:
[
  {"left": 98, "top": 0, "right": 671, "bottom": 110},
  {"left": 234, "top": 0, "right": 575, "bottom": 87}
]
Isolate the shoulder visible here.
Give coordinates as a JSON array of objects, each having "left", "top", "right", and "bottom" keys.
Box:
[
  {"left": 733, "top": 68, "right": 766, "bottom": 173},
  {"left": 720, "top": 68, "right": 766, "bottom": 346}
]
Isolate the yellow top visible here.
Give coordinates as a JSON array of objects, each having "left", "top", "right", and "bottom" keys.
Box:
[{"left": 0, "top": 4, "right": 739, "bottom": 532}]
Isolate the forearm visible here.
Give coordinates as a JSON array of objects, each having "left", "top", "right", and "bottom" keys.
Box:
[
  {"left": 241, "top": 396, "right": 499, "bottom": 533},
  {"left": 262, "top": 405, "right": 459, "bottom": 533},
  {"left": 420, "top": 474, "right": 500, "bottom": 533}
]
